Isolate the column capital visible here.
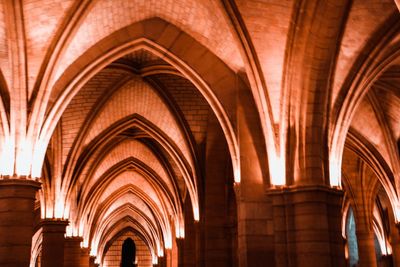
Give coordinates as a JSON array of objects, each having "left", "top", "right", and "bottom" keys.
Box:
[
  {"left": 81, "top": 247, "right": 90, "bottom": 254},
  {"left": 65, "top": 236, "right": 83, "bottom": 242},
  {"left": 65, "top": 236, "right": 83, "bottom": 248},
  {"left": 266, "top": 184, "right": 344, "bottom": 205},
  {"left": 0, "top": 177, "right": 41, "bottom": 198},
  {"left": 40, "top": 218, "right": 69, "bottom": 233},
  {"left": 266, "top": 184, "right": 344, "bottom": 194}
]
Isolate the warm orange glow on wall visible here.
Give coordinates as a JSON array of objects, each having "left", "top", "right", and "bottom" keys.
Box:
[
  {"left": 0, "top": 137, "right": 14, "bottom": 176},
  {"left": 234, "top": 168, "right": 241, "bottom": 183},
  {"left": 193, "top": 205, "right": 200, "bottom": 222},
  {"left": 386, "top": 242, "right": 393, "bottom": 255},
  {"left": 152, "top": 252, "right": 158, "bottom": 264},
  {"left": 90, "top": 244, "right": 97, "bottom": 257},
  {"left": 268, "top": 153, "right": 285, "bottom": 186},
  {"left": 31, "top": 140, "right": 47, "bottom": 178},
  {"left": 164, "top": 231, "right": 172, "bottom": 250},
  {"left": 66, "top": 225, "right": 73, "bottom": 237},
  {"left": 16, "top": 138, "right": 33, "bottom": 176},
  {"left": 54, "top": 199, "right": 66, "bottom": 219},
  {"left": 329, "top": 157, "right": 341, "bottom": 187},
  {"left": 157, "top": 246, "right": 164, "bottom": 257},
  {"left": 0, "top": 136, "right": 47, "bottom": 178},
  {"left": 175, "top": 217, "right": 185, "bottom": 239},
  {"left": 394, "top": 205, "right": 400, "bottom": 223}
]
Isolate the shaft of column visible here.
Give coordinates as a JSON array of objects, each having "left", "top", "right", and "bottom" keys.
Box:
[
  {"left": 40, "top": 218, "right": 69, "bottom": 267},
  {"left": 80, "top": 247, "right": 90, "bottom": 267},
  {"left": 0, "top": 178, "right": 41, "bottom": 267},
  {"left": 356, "top": 230, "right": 378, "bottom": 267},
  {"left": 64, "top": 236, "right": 83, "bottom": 267}
]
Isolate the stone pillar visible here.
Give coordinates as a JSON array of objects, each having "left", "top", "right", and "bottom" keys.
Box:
[
  {"left": 380, "top": 255, "right": 394, "bottom": 267},
  {"left": 165, "top": 249, "right": 172, "bottom": 267},
  {"left": 356, "top": 230, "right": 378, "bottom": 267},
  {"left": 80, "top": 247, "right": 90, "bottom": 267},
  {"left": 176, "top": 238, "right": 184, "bottom": 266},
  {"left": 158, "top": 255, "right": 166, "bottom": 267},
  {"left": 0, "top": 178, "right": 41, "bottom": 267},
  {"left": 392, "top": 236, "right": 400, "bottom": 267},
  {"left": 40, "top": 219, "right": 68, "bottom": 267},
  {"left": 64, "top": 236, "right": 82, "bottom": 267},
  {"left": 235, "top": 185, "right": 275, "bottom": 267},
  {"left": 267, "top": 185, "right": 345, "bottom": 267},
  {"left": 387, "top": 220, "right": 400, "bottom": 266},
  {"left": 181, "top": 199, "right": 197, "bottom": 267}
]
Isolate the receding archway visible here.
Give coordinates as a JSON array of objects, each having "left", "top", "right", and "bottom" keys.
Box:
[{"left": 120, "top": 238, "right": 136, "bottom": 267}]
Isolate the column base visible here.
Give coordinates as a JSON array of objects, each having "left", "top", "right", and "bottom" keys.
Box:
[{"left": 267, "top": 185, "right": 345, "bottom": 267}]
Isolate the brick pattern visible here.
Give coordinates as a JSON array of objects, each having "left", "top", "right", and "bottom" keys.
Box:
[
  {"left": 103, "top": 191, "right": 155, "bottom": 223},
  {"left": 94, "top": 139, "right": 169, "bottom": 187},
  {"left": 83, "top": 139, "right": 174, "bottom": 199},
  {"left": 152, "top": 74, "right": 210, "bottom": 144},
  {"left": 374, "top": 85, "right": 400, "bottom": 141},
  {"left": 54, "top": 0, "right": 243, "bottom": 84},
  {"left": 350, "top": 97, "right": 392, "bottom": 169},
  {"left": 23, "top": 0, "right": 74, "bottom": 97},
  {"left": 332, "top": 0, "right": 396, "bottom": 107},
  {"left": 98, "top": 170, "right": 166, "bottom": 212},
  {"left": 236, "top": 0, "right": 294, "bottom": 121},
  {"left": 61, "top": 68, "right": 130, "bottom": 170},
  {"left": 83, "top": 75, "right": 192, "bottom": 170},
  {"left": 122, "top": 49, "right": 167, "bottom": 68},
  {"left": 103, "top": 231, "right": 152, "bottom": 267}
]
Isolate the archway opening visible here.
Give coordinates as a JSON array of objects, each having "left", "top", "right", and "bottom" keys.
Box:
[
  {"left": 121, "top": 238, "right": 136, "bottom": 267},
  {"left": 346, "top": 207, "right": 359, "bottom": 267}
]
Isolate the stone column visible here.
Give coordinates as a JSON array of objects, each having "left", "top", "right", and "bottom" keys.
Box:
[
  {"left": 158, "top": 255, "right": 166, "bottom": 267},
  {"left": 181, "top": 199, "right": 197, "bottom": 267},
  {"left": 387, "top": 218, "right": 400, "bottom": 266},
  {"left": 40, "top": 218, "right": 69, "bottom": 267},
  {"left": 236, "top": 84, "right": 276, "bottom": 267},
  {"left": 356, "top": 230, "right": 378, "bottom": 267},
  {"left": 0, "top": 178, "right": 41, "bottom": 267},
  {"left": 267, "top": 185, "right": 345, "bottom": 267},
  {"left": 176, "top": 238, "right": 184, "bottom": 266},
  {"left": 64, "top": 236, "right": 82, "bottom": 267},
  {"left": 392, "top": 236, "right": 400, "bottom": 267},
  {"left": 235, "top": 184, "right": 275, "bottom": 267},
  {"left": 165, "top": 249, "right": 172, "bottom": 267},
  {"left": 80, "top": 247, "right": 90, "bottom": 267}
]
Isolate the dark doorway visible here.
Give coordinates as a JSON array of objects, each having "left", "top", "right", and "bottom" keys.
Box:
[{"left": 120, "top": 238, "right": 136, "bottom": 267}]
